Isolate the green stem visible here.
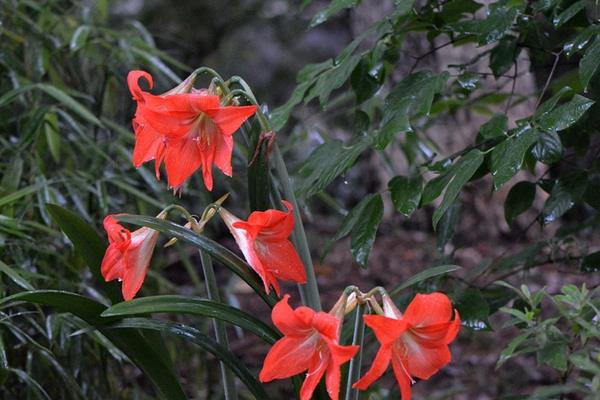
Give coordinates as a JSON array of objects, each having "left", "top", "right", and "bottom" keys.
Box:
[
  {"left": 344, "top": 304, "right": 365, "bottom": 400},
  {"left": 272, "top": 144, "right": 322, "bottom": 311},
  {"left": 198, "top": 250, "right": 238, "bottom": 400}
]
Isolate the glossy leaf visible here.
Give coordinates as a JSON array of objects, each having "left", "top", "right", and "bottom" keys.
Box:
[
  {"left": 390, "top": 264, "right": 461, "bottom": 296},
  {"left": 553, "top": 0, "right": 585, "bottom": 27},
  {"left": 432, "top": 149, "right": 484, "bottom": 228},
  {"left": 448, "top": 2, "right": 521, "bottom": 45},
  {"left": 504, "top": 181, "right": 536, "bottom": 226},
  {"left": 294, "top": 136, "right": 371, "bottom": 199},
  {"left": 350, "top": 193, "right": 383, "bottom": 267},
  {"left": 581, "top": 251, "right": 600, "bottom": 273},
  {"left": 454, "top": 288, "right": 491, "bottom": 331},
  {"left": 580, "top": 37, "right": 600, "bottom": 89},
  {"left": 489, "top": 126, "right": 539, "bottom": 190},
  {"left": 102, "top": 295, "right": 279, "bottom": 344},
  {"left": 489, "top": 36, "right": 519, "bottom": 77},
  {"left": 531, "top": 130, "right": 563, "bottom": 164},
  {"left": 437, "top": 199, "right": 461, "bottom": 249},
  {"left": 310, "top": 0, "right": 359, "bottom": 27},
  {"left": 537, "top": 95, "right": 594, "bottom": 132},
  {"left": 388, "top": 175, "right": 423, "bottom": 217},
  {"left": 479, "top": 113, "right": 508, "bottom": 140},
  {"left": 377, "top": 71, "right": 448, "bottom": 149},
  {"left": 109, "top": 318, "right": 270, "bottom": 400},
  {"left": 542, "top": 170, "right": 588, "bottom": 225}
]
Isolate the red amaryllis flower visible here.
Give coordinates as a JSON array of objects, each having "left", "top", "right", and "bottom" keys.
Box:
[
  {"left": 220, "top": 200, "right": 306, "bottom": 294},
  {"left": 259, "top": 295, "right": 359, "bottom": 400},
  {"left": 353, "top": 292, "right": 460, "bottom": 399},
  {"left": 127, "top": 70, "right": 257, "bottom": 191},
  {"left": 100, "top": 213, "right": 165, "bottom": 301}
]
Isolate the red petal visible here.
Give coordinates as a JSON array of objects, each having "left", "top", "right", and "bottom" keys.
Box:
[
  {"left": 121, "top": 227, "right": 159, "bottom": 301},
  {"left": 128, "top": 70, "right": 153, "bottom": 101},
  {"left": 403, "top": 292, "right": 454, "bottom": 328},
  {"left": 363, "top": 314, "right": 407, "bottom": 345},
  {"left": 403, "top": 336, "right": 451, "bottom": 380},
  {"left": 311, "top": 312, "right": 339, "bottom": 341},
  {"left": 409, "top": 319, "right": 460, "bottom": 348},
  {"left": 391, "top": 352, "right": 413, "bottom": 400},
  {"left": 164, "top": 137, "right": 203, "bottom": 189},
  {"left": 213, "top": 132, "right": 234, "bottom": 177},
  {"left": 254, "top": 239, "right": 306, "bottom": 284},
  {"left": 325, "top": 357, "right": 342, "bottom": 400},
  {"left": 204, "top": 105, "right": 257, "bottom": 136},
  {"left": 250, "top": 200, "right": 295, "bottom": 240},
  {"left": 132, "top": 118, "right": 165, "bottom": 169},
  {"left": 259, "top": 336, "right": 315, "bottom": 382},
  {"left": 271, "top": 295, "right": 313, "bottom": 335},
  {"left": 353, "top": 345, "right": 392, "bottom": 390},
  {"left": 100, "top": 244, "right": 125, "bottom": 282},
  {"left": 299, "top": 349, "right": 329, "bottom": 400}
]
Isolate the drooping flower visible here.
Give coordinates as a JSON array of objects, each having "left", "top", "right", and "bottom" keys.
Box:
[
  {"left": 100, "top": 212, "right": 165, "bottom": 301},
  {"left": 127, "top": 70, "right": 257, "bottom": 191},
  {"left": 353, "top": 292, "right": 460, "bottom": 399},
  {"left": 219, "top": 200, "right": 306, "bottom": 294},
  {"left": 259, "top": 295, "right": 359, "bottom": 400}
]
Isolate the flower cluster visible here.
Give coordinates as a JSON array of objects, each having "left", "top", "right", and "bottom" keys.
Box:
[{"left": 99, "top": 70, "right": 461, "bottom": 400}]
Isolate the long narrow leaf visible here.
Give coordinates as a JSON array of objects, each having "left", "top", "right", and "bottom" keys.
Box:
[
  {"left": 109, "top": 318, "right": 271, "bottom": 400},
  {"left": 102, "top": 295, "right": 279, "bottom": 344},
  {"left": 390, "top": 265, "right": 461, "bottom": 296},
  {"left": 0, "top": 290, "right": 186, "bottom": 400}
]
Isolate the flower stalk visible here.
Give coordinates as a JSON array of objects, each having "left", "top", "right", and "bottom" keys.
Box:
[
  {"left": 344, "top": 303, "right": 366, "bottom": 400},
  {"left": 199, "top": 249, "right": 238, "bottom": 400}
]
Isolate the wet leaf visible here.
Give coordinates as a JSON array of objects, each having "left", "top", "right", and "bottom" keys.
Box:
[
  {"left": 388, "top": 175, "right": 423, "bottom": 217},
  {"left": 504, "top": 181, "right": 536, "bottom": 226}
]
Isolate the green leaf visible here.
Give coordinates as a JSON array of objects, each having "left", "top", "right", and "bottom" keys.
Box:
[
  {"left": 294, "top": 136, "right": 371, "bottom": 199},
  {"left": 449, "top": 2, "right": 521, "bottom": 45},
  {"left": 376, "top": 71, "right": 448, "bottom": 149},
  {"left": 322, "top": 194, "right": 376, "bottom": 259},
  {"left": 563, "top": 25, "right": 600, "bottom": 57},
  {"left": 350, "top": 194, "right": 383, "bottom": 267},
  {"left": 479, "top": 113, "right": 508, "bottom": 140},
  {"left": 531, "top": 130, "right": 563, "bottom": 164},
  {"left": 489, "top": 36, "right": 519, "bottom": 77},
  {"left": 537, "top": 94, "right": 594, "bottom": 132},
  {"left": 534, "top": 86, "right": 573, "bottom": 119},
  {"left": 490, "top": 126, "right": 539, "bottom": 190},
  {"left": 44, "top": 112, "right": 60, "bottom": 162},
  {"left": 394, "top": 0, "right": 418, "bottom": 15},
  {"left": 504, "top": 181, "right": 536, "bottom": 226},
  {"left": 110, "top": 318, "right": 270, "bottom": 400},
  {"left": 115, "top": 215, "right": 277, "bottom": 307},
  {"left": 306, "top": 50, "right": 362, "bottom": 106},
  {"left": 537, "top": 342, "right": 568, "bottom": 371},
  {"left": 421, "top": 171, "right": 454, "bottom": 205},
  {"left": 69, "top": 25, "right": 91, "bottom": 52},
  {"left": 270, "top": 60, "right": 332, "bottom": 130},
  {"left": 580, "top": 37, "right": 600, "bottom": 89},
  {"left": 581, "top": 251, "right": 600, "bottom": 272},
  {"left": 46, "top": 204, "right": 121, "bottom": 302},
  {"left": 390, "top": 265, "right": 461, "bottom": 296},
  {"left": 437, "top": 199, "right": 461, "bottom": 249},
  {"left": 432, "top": 150, "right": 484, "bottom": 228},
  {"left": 310, "top": 0, "right": 359, "bottom": 27},
  {"left": 552, "top": 0, "right": 586, "bottom": 27},
  {"left": 388, "top": 175, "right": 423, "bottom": 217},
  {"left": 0, "top": 290, "right": 187, "bottom": 400},
  {"left": 497, "top": 332, "right": 531, "bottom": 368},
  {"left": 454, "top": 288, "right": 491, "bottom": 331},
  {"left": 542, "top": 170, "right": 588, "bottom": 224},
  {"left": 351, "top": 56, "right": 384, "bottom": 104},
  {"left": 37, "top": 84, "right": 102, "bottom": 127},
  {"left": 0, "top": 183, "right": 42, "bottom": 209},
  {"left": 102, "top": 295, "right": 280, "bottom": 344},
  {"left": 0, "top": 260, "right": 35, "bottom": 291}
]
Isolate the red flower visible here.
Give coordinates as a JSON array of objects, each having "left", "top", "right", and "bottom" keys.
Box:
[
  {"left": 259, "top": 295, "right": 359, "bottom": 400},
  {"left": 127, "top": 70, "right": 257, "bottom": 191},
  {"left": 220, "top": 200, "right": 306, "bottom": 294},
  {"left": 100, "top": 213, "right": 164, "bottom": 301},
  {"left": 353, "top": 292, "right": 460, "bottom": 399}
]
